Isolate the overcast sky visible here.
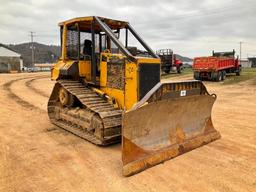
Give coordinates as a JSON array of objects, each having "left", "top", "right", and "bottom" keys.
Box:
[{"left": 0, "top": 0, "right": 255, "bottom": 58}]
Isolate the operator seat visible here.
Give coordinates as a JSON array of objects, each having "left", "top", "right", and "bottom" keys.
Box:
[{"left": 83, "top": 39, "right": 92, "bottom": 57}]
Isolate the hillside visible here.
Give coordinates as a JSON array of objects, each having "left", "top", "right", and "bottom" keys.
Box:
[
  {"left": 5, "top": 42, "right": 192, "bottom": 67},
  {"left": 7, "top": 42, "right": 60, "bottom": 67},
  {"left": 175, "top": 54, "right": 193, "bottom": 63}
]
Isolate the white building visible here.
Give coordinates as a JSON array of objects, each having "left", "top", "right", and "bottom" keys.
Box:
[
  {"left": 0, "top": 45, "right": 23, "bottom": 73},
  {"left": 34, "top": 63, "right": 54, "bottom": 71},
  {"left": 240, "top": 59, "right": 251, "bottom": 68}
]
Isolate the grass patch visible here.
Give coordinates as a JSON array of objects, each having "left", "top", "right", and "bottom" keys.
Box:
[
  {"left": 223, "top": 68, "right": 256, "bottom": 85},
  {"left": 160, "top": 67, "right": 256, "bottom": 84},
  {"left": 161, "top": 68, "right": 193, "bottom": 79}
]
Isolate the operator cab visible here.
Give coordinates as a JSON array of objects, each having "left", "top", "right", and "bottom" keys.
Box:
[{"left": 58, "top": 16, "right": 158, "bottom": 84}]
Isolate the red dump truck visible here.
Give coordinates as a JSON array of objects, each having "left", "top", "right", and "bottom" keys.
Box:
[
  {"left": 193, "top": 50, "right": 241, "bottom": 81},
  {"left": 157, "top": 49, "right": 183, "bottom": 74}
]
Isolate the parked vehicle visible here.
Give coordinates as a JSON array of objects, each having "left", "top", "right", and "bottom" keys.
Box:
[
  {"left": 193, "top": 50, "right": 241, "bottom": 81},
  {"left": 27, "top": 67, "right": 35, "bottom": 72},
  {"left": 157, "top": 49, "right": 183, "bottom": 74}
]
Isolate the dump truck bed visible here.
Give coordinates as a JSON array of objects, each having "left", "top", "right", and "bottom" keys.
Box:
[{"left": 193, "top": 56, "right": 237, "bottom": 72}]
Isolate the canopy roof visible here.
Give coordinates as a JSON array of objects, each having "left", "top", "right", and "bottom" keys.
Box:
[{"left": 58, "top": 16, "right": 128, "bottom": 31}]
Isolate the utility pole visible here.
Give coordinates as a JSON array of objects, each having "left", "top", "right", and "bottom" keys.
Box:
[
  {"left": 239, "top": 41, "right": 242, "bottom": 62},
  {"left": 29, "top": 31, "right": 36, "bottom": 68}
]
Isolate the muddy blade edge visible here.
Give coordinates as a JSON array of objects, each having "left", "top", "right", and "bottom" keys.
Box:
[{"left": 122, "top": 89, "right": 221, "bottom": 176}]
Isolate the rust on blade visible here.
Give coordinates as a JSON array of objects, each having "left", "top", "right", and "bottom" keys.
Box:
[
  {"left": 122, "top": 131, "right": 220, "bottom": 176},
  {"left": 122, "top": 84, "right": 221, "bottom": 176},
  {"left": 122, "top": 137, "right": 150, "bottom": 165}
]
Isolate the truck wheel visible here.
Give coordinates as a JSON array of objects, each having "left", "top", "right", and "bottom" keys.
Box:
[
  {"left": 215, "top": 71, "right": 222, "bottom": 82},
  {"left": 164, "top": 69, "right": 170, "bottom": 74},
  {"left": 177, "top": 67, "right": 181, "bottom": 74},
  {"left": 193, "top": 72, "right": 197, "bottom": 80},
  {"left": 222, "top": 71, "right": 226, "bottom": 80},
  {"left": 211, "top": 72, "right": 217, "bottom": 81},
  {"left": 236, "top": 67, "right": 241, "bottom": 76},
  {"left": 194, "top": 72, "right": 200, "bottom": 80}
]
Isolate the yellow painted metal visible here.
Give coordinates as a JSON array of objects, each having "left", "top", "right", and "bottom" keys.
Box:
[
  {"left": 59, "top": 17, "right": 94, "bottom": 26},
  {"left": 124, "top": 62, "right": 137, "bottom": 110},
  {"left": 92, "top": 87, "right": 119, "bottom": 108},
  {"left": 78, "top": 60, "right": 91, "bottom": 80},
  {"left": 60, "top": 25, "right": 67, "bottom": 60},
  {"left": 58, "top": 16, "right": 128, "bottom": 30},
  {"left": 97, "top": 53, "right": 161, "bottom": 110},
  {"left": 124, "top": 57, "right": 160, "bottom": 110},
  {"left": 99, "top": 53, "right": 126, "bottom": 109},
  {"left": 51, "top": 60, "right": 74, "bottom": 80},
  {"left": 136, "top": 57, "right": 160, "bottom": 64},
  {"left": 51, "top": 51, "right": 162, "bottom": 108},
  {"left": 99, "top": 52, "right": 112, "bottom": 87},
  {"left": 99, "top": 60, "right": 107, "bottom": 86},
  {"left": 101, "top": 87, "right": 125, "bottom": 109}
]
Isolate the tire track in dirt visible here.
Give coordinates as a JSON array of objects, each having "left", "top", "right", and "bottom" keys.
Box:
[
  {"left": 25, "top": 78, "right": 50, "bottom": 98},
  {"left": 2, "top": 75, "right": 48, "bottom": 112}
]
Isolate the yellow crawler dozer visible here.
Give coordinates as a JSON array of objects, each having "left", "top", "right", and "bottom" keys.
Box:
[{"left": 48, "top": 16, "right": 220, "bottom": 176}]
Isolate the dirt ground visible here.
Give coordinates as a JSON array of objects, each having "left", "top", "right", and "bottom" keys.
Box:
[{"left": 0, "top": 72, "right": 255, "bottom": 192}]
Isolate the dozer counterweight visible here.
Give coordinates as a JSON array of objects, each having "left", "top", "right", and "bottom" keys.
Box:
[{"left": 48, "top": 16, "right": 220, "bottom": 176}]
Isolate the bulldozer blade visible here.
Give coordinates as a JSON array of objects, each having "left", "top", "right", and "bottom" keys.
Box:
[{"left": 122, "top": 81, "right": 221, "bottom": 176}]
